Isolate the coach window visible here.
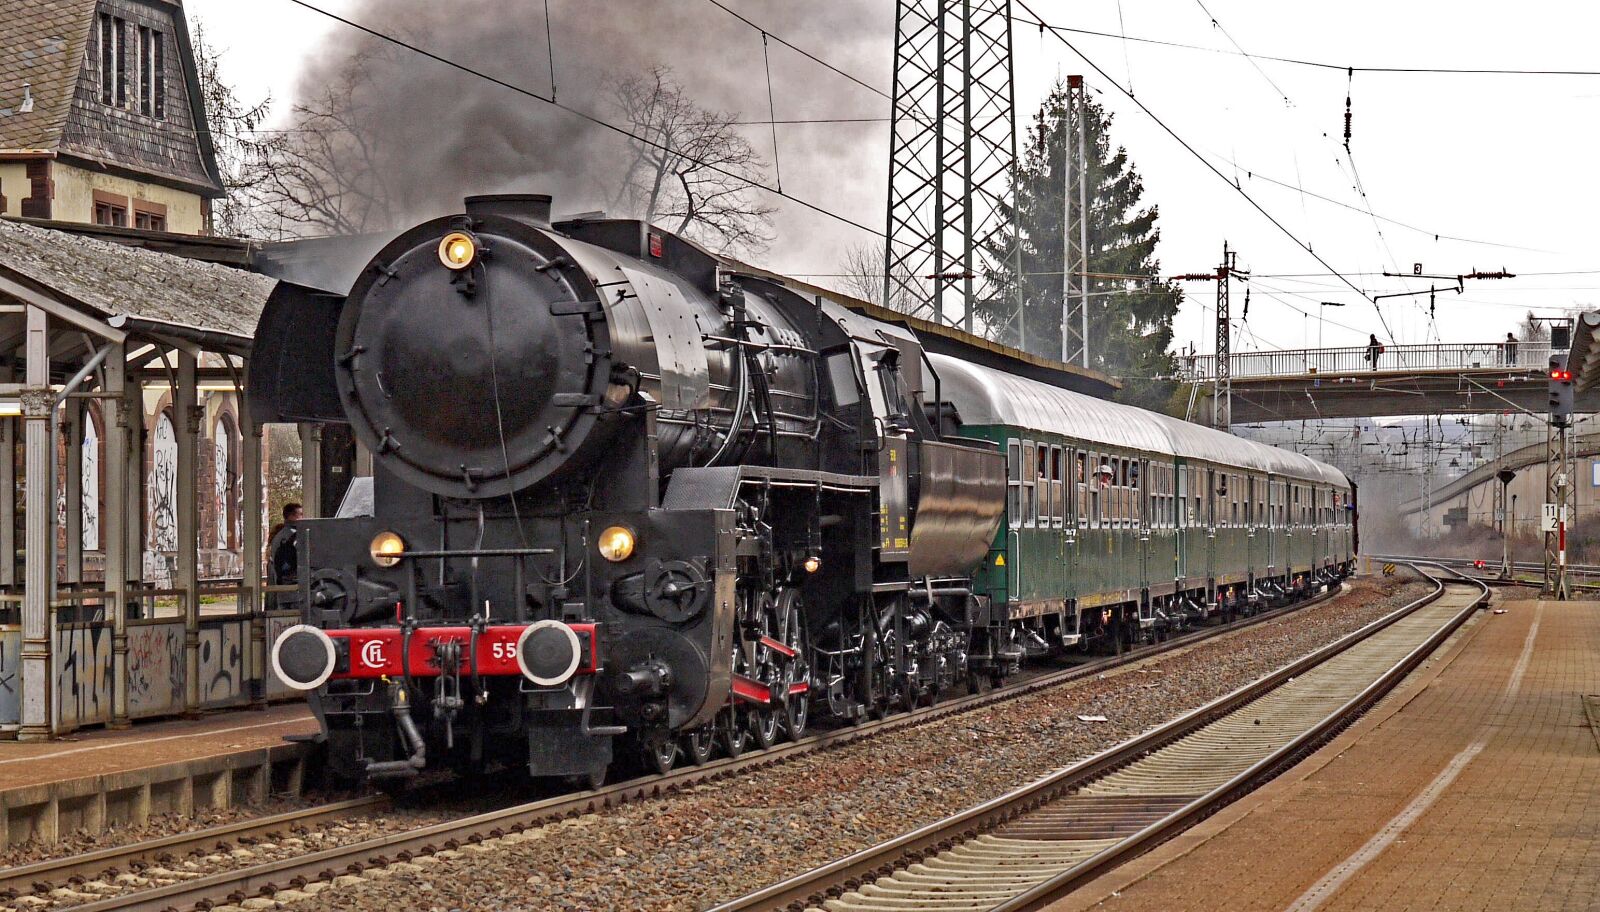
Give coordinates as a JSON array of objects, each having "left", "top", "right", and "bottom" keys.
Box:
[
  {"left": 1050, "top": 446, "right": 1065, "bottom": 528},
  {"left": 1007, "top": 440, "right": 1022, "bottom": 528},
  {"left": 1023, "top": 442, "right": 1037, "bottom": 528},
  {"left": 1137, "top": 461, "right": 1146, "bottom": 525},
  {"left": 1035, "top": 443, "right": 1050, "bottom": 527},
  {"left": 1127, "top": 461, "right": 1137, "bottom": 526},
  {"left": 1089, "top": 452, "right": 1102, "bottom": 527},
  {"left": 1076, "top": 450, "right": 1087, "bottom": 528},
  {"left": 1193, "top": 469, "right": 1203, "bottom": 528}
]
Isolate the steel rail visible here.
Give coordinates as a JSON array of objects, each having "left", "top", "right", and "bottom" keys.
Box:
[
  {"left": 994, "top": 565, "right": 1486, "bottom": 912},
  {"left": 0, "top": 798, "right": 389, "bottom": 898},
  {"left": 27, "top": 580, "right": 1353, "bottom": 912},
  {"left": 706, "top": 563, "right": 1476, "bottom": 912}
]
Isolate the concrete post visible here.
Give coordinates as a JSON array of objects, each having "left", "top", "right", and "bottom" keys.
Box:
[
  {"left": 104, "top": 345, "right": 130, "bottom": 727},
  {"left": 125, "top": 377, "right": 142, "bottom": 612},
  {"left": 299, "top": 424, "right": 322, "bottom": 519},
  {"left": 239, "top": 376, "right": 265, "bottom": 707},
  {"left": 0, "top": 408, "right": 14, "bottom": 589},
  {"left": 19, "top": 305, "right": 54, "bottom": 739},
  {"left": 177, "top": 351, "right": 200, "bottom": 714}
]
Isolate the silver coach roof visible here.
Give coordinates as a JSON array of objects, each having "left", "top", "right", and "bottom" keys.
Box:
[{"left": 931, "top": 354, "right": 1346, "bottom": 486}]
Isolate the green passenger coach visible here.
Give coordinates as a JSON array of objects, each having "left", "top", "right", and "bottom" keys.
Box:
[{"left": 933, "top": 353, "right": 1355, "bottom": 658}]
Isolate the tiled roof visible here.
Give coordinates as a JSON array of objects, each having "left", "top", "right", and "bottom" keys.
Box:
[
  {"left": 0, "top": 0, "right": 95, "bottom": 152},
  {"left": 0, "top": 216, "right": 275, "bottom": 338}
]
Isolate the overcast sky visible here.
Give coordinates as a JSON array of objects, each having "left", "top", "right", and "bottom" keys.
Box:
[{"left": 186, "top": 0, "right": 1600, "bottom": 359}]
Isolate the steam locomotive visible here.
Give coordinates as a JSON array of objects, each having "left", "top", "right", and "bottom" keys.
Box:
[{"left": 255, "top": 194, "right": 1355, "bottom": 785}]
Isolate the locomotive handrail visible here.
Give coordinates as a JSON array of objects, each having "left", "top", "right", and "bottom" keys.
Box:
[{"left": 398, "top": 547, "right": 555, "bottom": 558}]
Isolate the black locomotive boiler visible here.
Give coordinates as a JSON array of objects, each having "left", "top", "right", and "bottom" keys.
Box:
[{"left": 256, "top": 194, "right": 1010, "bottom": 783}]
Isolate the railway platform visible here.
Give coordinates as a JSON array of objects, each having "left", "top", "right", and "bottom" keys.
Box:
[
  {"left": 1046, "top": 595, "right": 1599, "bottom": 912},
  {"left": 0, "top": 704, "right": 315, "bottom": 848}
]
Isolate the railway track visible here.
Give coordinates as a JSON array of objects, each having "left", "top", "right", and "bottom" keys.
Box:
[
  {"left": 707, "top": 563, "right": 1485, "bottom": 912},
  {"left": 0, "top": 579, "right": 1364, "bottom": 912},
  {"left": 1376, "top": 553, "right": 1600, "bottom": 588},
  {"left": 0, "top": 799, "right": 388, "bottom": 902}
]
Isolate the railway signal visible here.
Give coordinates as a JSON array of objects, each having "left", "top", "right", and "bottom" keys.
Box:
[{"left": 1548, "top": 353, "right": 1574, "bottom": 427}]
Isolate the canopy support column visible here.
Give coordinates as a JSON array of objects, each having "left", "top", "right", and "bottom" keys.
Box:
[
  {"left": 239, "top": 366, "right": 266, "bottom": 708},
  {"left": 18, "top": 305, "right": 55, "bottom": 739},
  {"left": 105, "top": 344, "right": 130, "bottom": 727},
  {"left": 178, "top": 351, "right": 200, "bottom": 715}
]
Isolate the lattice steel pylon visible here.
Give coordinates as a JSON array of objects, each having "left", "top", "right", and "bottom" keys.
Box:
[{"left": 884, "top": 0, "right": 1021, "bottom": 336}]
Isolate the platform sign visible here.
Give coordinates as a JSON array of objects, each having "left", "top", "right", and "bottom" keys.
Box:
[
  {"left": 1541, "top": 502, "right": 1569, "bottom": 532},
  {"left": 1592, "top": 460, "right": 1600, "bottom": 487}
]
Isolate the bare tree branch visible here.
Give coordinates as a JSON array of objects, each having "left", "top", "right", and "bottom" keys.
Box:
[{"left": 609, "top": 66, "right": 774, "bottom": 254}]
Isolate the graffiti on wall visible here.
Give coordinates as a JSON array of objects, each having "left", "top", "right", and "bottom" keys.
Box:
[
  {"left": 127, "top": 622, "right": 185, "bottom": 717},
  {"left": 215, "top": 435, "right": 231, "bottom": 549},
  {"left": 0, "top": 627, "right": 19, "bottom": 726},
  {"left": 198, "top": 621, "right": 246, "bottom": 707},
  {"left": 54, "top": 622, "right": 115, "bottom": 730},
  {"left": 149, "top": 412, "right": 177, "bottom": 552},
  {"left": 83, "top": 418, "right": 99, "bottom": 550},
  {"left": 264, "top": 613, "right": 299, "bottom": 697}
]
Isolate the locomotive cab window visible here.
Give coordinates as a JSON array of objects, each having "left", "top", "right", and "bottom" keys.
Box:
[{"left": 825, "top": 351, "right": 862, "bottom": 409}]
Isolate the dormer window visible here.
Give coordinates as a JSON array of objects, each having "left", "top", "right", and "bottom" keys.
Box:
[
  {"left": 138, "top": 26, "right": 165, "bottom": 119},
  {"left": 99, "top": 13, "right": 125, "bottom": 107}
]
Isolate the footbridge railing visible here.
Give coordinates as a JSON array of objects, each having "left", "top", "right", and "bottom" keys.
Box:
[{"left": 1179, "top": 342, "right": 1554, "bottom": 382}]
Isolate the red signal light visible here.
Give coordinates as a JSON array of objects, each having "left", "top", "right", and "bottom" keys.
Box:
[{"left": 1550, "top": 369, "right": 1572, "bottom": 382}]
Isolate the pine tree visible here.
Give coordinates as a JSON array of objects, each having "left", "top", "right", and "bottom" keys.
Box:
[{"left": 979, "top": 81, "right": 1183, "bottom": 412}]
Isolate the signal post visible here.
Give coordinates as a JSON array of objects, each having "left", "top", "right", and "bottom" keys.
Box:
[{"left": 1544, "top": 351, "right": 1575, "bottom": 600}]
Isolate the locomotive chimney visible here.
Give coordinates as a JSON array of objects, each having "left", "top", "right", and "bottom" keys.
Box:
[{"left": 464, "top": 193, "right": 553, "bottom": 228}]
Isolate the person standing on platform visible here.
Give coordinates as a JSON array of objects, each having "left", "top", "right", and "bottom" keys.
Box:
[
  {"left": 1365, "top": 334, "right": 1384, "bottom": 371},
  {"left": 267, "top": 503, "right": 303, "bottom": 608}
]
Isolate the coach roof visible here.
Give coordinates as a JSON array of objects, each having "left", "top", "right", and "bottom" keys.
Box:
[{"left": 932, "top": 354, "right": 1343, "bottom": 486}]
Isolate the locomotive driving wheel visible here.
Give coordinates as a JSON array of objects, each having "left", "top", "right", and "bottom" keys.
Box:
[
  {"left": 775, "top": 588, "right": 811, "bottom": 741},
  {"left": 746, "top": 591, "right": 782, "bottom": 750},
  {"left": 682, "top": 726, "right": 716, "bottom": 765},
  {"left": 642, "top": 732, "right": 678, "bottom": 775},
  {"left": 722, "top": 639, "right": 752, "bottom": 757}
]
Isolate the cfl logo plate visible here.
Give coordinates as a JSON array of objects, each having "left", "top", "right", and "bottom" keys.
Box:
[{"left": 359, "top": 639, "right": 387, "bottom": 669}]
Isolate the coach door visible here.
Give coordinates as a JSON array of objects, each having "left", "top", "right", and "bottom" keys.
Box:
[
  {"left": 1206, "top": 468, "right": 1218, "bottom": 587},
  {"left": 1174, "top": 460, "right": 1188, "bottom": 580},
  {"left": 1266, "top": 475, "right": 1278, "bottom": 577}
]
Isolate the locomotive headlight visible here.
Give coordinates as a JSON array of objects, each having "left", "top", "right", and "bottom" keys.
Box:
[
  {"left": 437, "top": 232, "right": 477, "bottom": 270},
  {"left": 369, "top": 531, "right": 406, "bottom": 567},
  {"left": 597, "top": 525, "right": 636, "bottom": 562}
]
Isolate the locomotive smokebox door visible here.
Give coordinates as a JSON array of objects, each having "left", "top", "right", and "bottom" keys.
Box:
[{"left": 335, "top": 216, "right": 616, "bottom": 499}]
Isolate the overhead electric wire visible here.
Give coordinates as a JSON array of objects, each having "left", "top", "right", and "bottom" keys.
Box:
[
  {"left": 1010, "top": 12, "right": 1600, "bottom": 77},
  {"left": 1191, "top": 0, "right": 1291, "bottom": 104},
  {"left": 699, "top": 0, "right": 893, "bottom": 102},
  {"left": 1014, "top": 1, "right": 1397, "bottom": 341},
  {"left": 279, "top": 0, "right": 897, "bottom": 245}
]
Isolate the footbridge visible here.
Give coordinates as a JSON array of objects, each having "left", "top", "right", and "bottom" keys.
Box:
[{"left": 1181, "top": 341, "right": 1573, "bottom": 423}]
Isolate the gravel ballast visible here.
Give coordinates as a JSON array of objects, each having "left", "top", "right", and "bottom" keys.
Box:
[{"left": 266, "top": 575, "right": 1432, "bottom": 912}]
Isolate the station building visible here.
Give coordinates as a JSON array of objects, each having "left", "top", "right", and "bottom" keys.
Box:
[{"left": 0, "top": 1, "right": 323, "bottom": 740}]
